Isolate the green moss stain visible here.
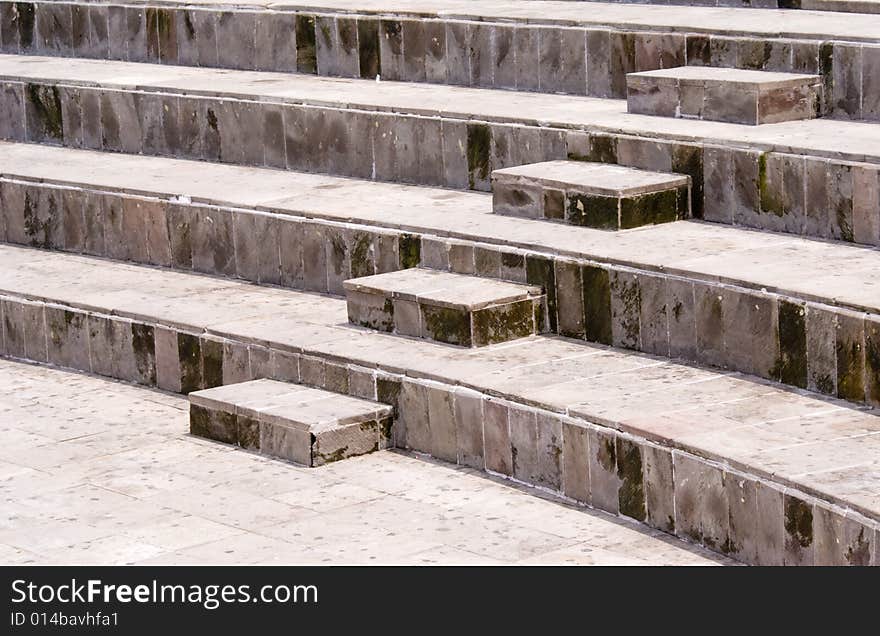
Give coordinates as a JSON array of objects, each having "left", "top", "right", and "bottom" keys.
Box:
[
  {"left": 865, "top": 324, "right": 880, "bottom": 406},
  {"left": 567, "top": 194, "right": 618, "bottom": 230},
  {"left": 582, "top": 265, "right": 612, "bottom": 345},
  {"left": 422, "top": 305, "right": 472, "bottom": 347},
  {"left": 237, "top": 416, "right": 260, "bottom": 451},
  {"left": 177, "top": 332, "right": 202, "bottom": 394},
  {"left": 612, "top": 273, "right": 641, "bottom": 349},
  {"left": 189, "top": 404, "right": 212, "bottom": 438},
  {"left": 200, "top": 338, "right": 222, "bottom": 389},
  {"left": 543, "top": 189, "right": 565, "bottom": 220},
  {"left": 377, "top": 377, "right": 402, "bottom": 408},
  {"left": 316, "top": 446, "right": 350, "bottom": 465},
  {"left": 836, "top": 327, "right": 865, "bottom": 402},
  {"left": 398, "top": 233, "right": 420, "bottom": 269},
  {"left": 672, "top": 144, "right": 703, "bottom": 219},
  {"left": 526, "top": 255, "right": 557, "bottom": 333},
  {"left": 758, "top": 153, "right": 785, "bottom": 217},
  {"left": 131, "top": 323, "right": 156, "bottom": 386},
  {"left": 501, "top": 252, "right": 523, "bottom": 270},
  {"left": 378, "top": 415, "right": 394, "bottom": 444},
  {"left": 16, "top": 3, "right": 35, "bottom": 50},
  {"left": 588, "top": 135, "right": 617, "bottom": 164},
  {"left": 295, "top": 15, "right": 317, "bottom": 74},
  {"left": 330, "top": 232, "right": 347, "bottom": 276},
  {"left": 616, "top": 438, "right": 646, "bottom": 521},
  {"left": 145, "top": 8, "right": 159, "bottom": 59},
  {"left": 472, "top": 301, "right": 534, "bottom": 347},
  {"left": 845, "top": 528, "right": 871, "bottom": 566},
  {"left": 182, "top": 11, "right": 196, "bottom": 40},
  {"left": 772, "top": 301, "right": 808, "bottom": 388},
  {"left": 380, "top": 20, "right": 402, "bottom": 55},
  {"left": 350, "top": 232, "right": 374, "bottom": 278},
  {"left": 784, "top": 496, "right": 813, "bottom": 549},
  {"left": 358, "top": 19, "right": 380, "bottom": 79},
  {"left": 337, "top": 18, "right": 357, "bottom": 56},
  {"left": 319, "top": 21, "right": 333, "bottom": 49},
  {"left": 597, "top": 435, "right": 616, "bottom": 473},
  {"left": 22, "top": 189, "right": 57, "bottom": 248},
  {"left": 466, "top": 123, "right": 491, "bottom": 190},
  {"left": 686, "top": 35, "right": 711, "bottom": 66},
  {"left": 819, "top": 42, "right": 834, "bottom": 113},
  {"left": 620, "top": 190, "right": 678, "bottom": 229},
  {"left": 26, "top": 83, "right": 63, "bottom": 141}
]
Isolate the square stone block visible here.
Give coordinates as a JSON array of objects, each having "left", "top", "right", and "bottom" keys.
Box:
[
  {"left": 190, "top": 379, "right": 391, "bottom": 466},
  {"left": 492, "top": 161, "right": 689, "bottom": 230}
]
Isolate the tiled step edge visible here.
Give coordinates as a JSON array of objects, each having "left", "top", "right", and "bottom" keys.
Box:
[
  {"left": 0, "top": 290, "right": 875, "bottom": 566},
  {"left": 4, "top": 71, "right": 880, "bottom": 247},
  {"left": 2, "top": 176, "right": 879, "bottom": 409},
  {"left": 2, "top": 1, "right": 879, "bottom": 120}
]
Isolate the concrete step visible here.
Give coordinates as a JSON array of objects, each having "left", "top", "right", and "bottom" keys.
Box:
[
  {"left": 344, "top": 268, "right": 546, "bottom": 346},
  {"left": 3, "top": 56, "right": 880, "bottom": 245},
  {"left": 189, "top": 379, "right": 393, "bottom": 466},
  {"left": 2, "top": 1, "right": 880, "bottom": 120},
  {"left": 0, "top": 244, "right": 876, "bottom": 566},
  {"left": 628, "top": 66, "right": 821, "bottom": 125},
  {"left": 492, "top": 160, "right": 690, "bottom": 228},
  {"left": 2, "top": 143, "right": 879, "bottom": 408}
]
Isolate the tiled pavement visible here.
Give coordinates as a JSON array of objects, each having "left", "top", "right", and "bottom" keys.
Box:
[{"left": 0, "top": 358, "right": 730, "bottom": 565}]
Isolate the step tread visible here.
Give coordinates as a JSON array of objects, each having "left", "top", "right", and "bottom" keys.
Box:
[
  {"left": 344, "top": 268, "right": 543, "bottom": 310},
  {"left": 191, "top": 379, "right": 392, "bottom": 431},
  {"left": 629, "top": 66, "right": 821, "bottom": 88},
  {"left": 493, "top": 160, "right": 689, "bottom": 196},
  {"left": 2, "top": 142, "right": 877, "bottom": 315},
  {"left": 72, "top": 0, "right": 880, "bottom": 43},
  {"left": 3, "top": 54, "right": 880, "bottom": 166},
  {"left": 0, "top": 244, "right": 877, "bottom": 521}
]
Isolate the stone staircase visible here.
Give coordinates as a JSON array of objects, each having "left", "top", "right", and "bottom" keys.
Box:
[{"left": 0, "top": 0, "right": 878, "bottom": 566}]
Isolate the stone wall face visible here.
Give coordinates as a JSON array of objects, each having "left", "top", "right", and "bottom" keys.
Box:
[
  {"left": 3, "top": 79, "right": 880, "bottom": 247},
  {"left": 2, "top": 178, "right": 879, "bottom": 409},
  {"left": 0, "top": 290, "right": 876, "bottom": 565},
  {"left": 1, "top": 2, "right": 879, "bottom": 120}
]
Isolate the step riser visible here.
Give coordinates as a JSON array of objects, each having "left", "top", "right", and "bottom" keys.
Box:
[
  {"left": 4, "top": 78, "right": 880, "bottom": 246},
  {"left": 3, "top": 178, "right": 879, "bottom": 408},
  {"left": 0, "top": 291, "right": 875, "bottom": 566},
  {"left": 2, "top": 2, "right": 879, "bottom": 121}
]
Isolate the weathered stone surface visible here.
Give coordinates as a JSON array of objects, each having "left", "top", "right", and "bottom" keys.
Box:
[
  {"left": 344, "top": 268, "right": 543, "bottom": 347},
  {"left": 493, "top": 161, "right": 689, "bottom": 229},
  {"left": 628, "top": 66, "right": 821, "bottom": 125},
  {"left": 190, "top": 379, "right": 389, "bottom": 466}
]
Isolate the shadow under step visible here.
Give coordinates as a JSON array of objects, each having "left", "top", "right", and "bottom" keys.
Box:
[
  {"left": 492, "top": 160, "right": 691, "bottom": 229},
  {"left": 344, "top": 268, "right": 546, "bottom": 347},
  {"left": 627, "top": 66, "right": 822, "bottom": 125},
  {"left": 190, "top": 379, "right": 394, "bottom": 466}
]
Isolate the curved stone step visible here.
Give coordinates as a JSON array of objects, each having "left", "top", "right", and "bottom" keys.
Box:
[
  {"left": 2, "top": 55, "right": 879, "bottom": 247},
  {"left": 0, "top": 245, "right": 876, "bottom": 565},
  {"left": 1, "top": 143, "right": 878, "bottom": 408},
  {"left": 190, "top": 379, "right": 393, "bottom": 466},
  {"left": 2, "top": 0, "right": 880, "bottom": 119}
]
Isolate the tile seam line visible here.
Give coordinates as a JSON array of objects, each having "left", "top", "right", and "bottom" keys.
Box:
[
  {"left": 4, "top": 70, "right": 880, "bottom": 163},
  {"left": 29, "top": 1, "right": 880, "bottom": 44},
  {"left": 1, "top": 296, "right": 877, "bottom": 525},
  {"left": 2, "top": 174, "right": 877, "bottom": 317}
]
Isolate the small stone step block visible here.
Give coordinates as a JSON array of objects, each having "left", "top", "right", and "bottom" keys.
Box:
[
  {"left": 492, "top": 161, "right": 690, "bottom": 230},
  {"left": 344, "top": 268, "right": 545, "bottom": 347},
  {"left": 627, "top": 66, "right": 821, "bottom": 125},
  {"left": 189, "top": 379, "right": 393, "bottom": 466}
]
